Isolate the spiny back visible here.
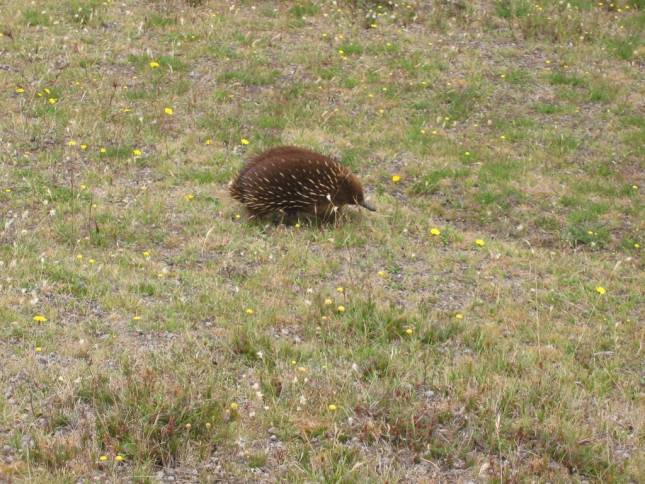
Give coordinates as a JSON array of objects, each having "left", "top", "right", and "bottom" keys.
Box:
[{"left": 230, "top": 146, "right": 371, "bottom": 216}]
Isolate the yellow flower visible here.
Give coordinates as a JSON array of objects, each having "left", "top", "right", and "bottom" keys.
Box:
[
  {"left": 295, "top": 223, "right": 301, "bottom": 228},
  {"left": 99, "top": 455, "right": 108, "bottom": 462},
  {"left": 80, "top": 144, "right": 88, "bottom": 150},
  {"left": 15, "top": 87, "right": 25, "bottom": 94},
  {"left": 230, "top": 402, "right": 239, "bottom": 410},
  {"left": 464, "top": 151, "right": 471, "bottom": 156},
  {"left": 430, "top": 228, "right": 441, "bottom": 236},
  {"left": 475, "top": 239, "right": 485, "bottom": 247},
  {"left": 500, "top": 135, "right": 506, "bottom": 140},
  {"left": 89, "top": 259, "right": 96, "bottom": 264},
  {"left": 455, "top": 313, "right": 464, "bottom": 320},
  {"left": 337, "top": 305, "right": 346, "bottom": 313},
  {"left": 115, "top": 455, "right": 125, "bottom": 462},
  {"left": 184, "top": 194, "right": 194, "bottom": 201},
  {"left": 164, "top": 107, "right": 173, "bottom": 115},
  {"left": 132, "top": 149, "right": 142, "bottom": 156},
  {"left": 76, "top": 254, "right": 83, "bottom": 260},
  {"left": 336, "top": 287, "right": 344, "bottom": 293},
  {"left": 143, "top": 251, "right": 150, "bottom": 258},
  {"left": 33, "top": 315, "right": 47, "bottom": 323},
  {"left": 132, "top": 316, "right": 141, "bottom": 321},
  {"left": 291, "top": 360, "right": 297, "bottom": 365},
  {"left": 35, "top": 347, "right": 42, "bottom": 352},
  {"left": 68, "top": 140, "right": 77, "bottom": 146},
  {"left": 324, "top": 298, "right": 333, "bottom": 305},
  {"left": 185, "top": 423, "right": 192, "bottom": 430},
  {"left": 205, "top": 422, "right": 212, "bottom": 429},
  {"left": 377, "top": 270, "right": 386, "bottom": 277},
  {"left": 595, "top": 286, "right": 606, "bottom": 295},
  {"left": 328, "top": 404, "right": 337, "bottom": 411},
  {"left": 245, "top": 308, "right": 254, "bottom": 315},
  {"left": 44, "top": 88, "right": 51, "bottom": 94},
  {"left": 149, "top": 61, "right": 160, "bottom": 68},
  {"left": 405, "top": 328, "right": 413, "bottom": 335},
  {"left": 391, "top": 175, "right": 401, "bottom": 183},
  {"left": 635, "top": 243, "right": 640, "bottom": 249},
  {"left": 204, "top": 138, "right": 213, "bottom": 145},
  {"left": 100, "top": 147, "right": 107, "bottom": 154},
  {"left": 48, "top": 97, "right": 58, "bottom": 105},
  {"left": 240, "top": 138, "right": 250, "bottom": 145}
]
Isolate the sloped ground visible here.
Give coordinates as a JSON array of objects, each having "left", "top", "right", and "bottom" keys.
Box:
[{"left": 0, "top": 0, "right": 643, "bottom": 481}]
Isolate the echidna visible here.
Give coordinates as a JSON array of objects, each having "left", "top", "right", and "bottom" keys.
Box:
[{"left": 230, "top": 146, "right": 375, "bottom": 217}]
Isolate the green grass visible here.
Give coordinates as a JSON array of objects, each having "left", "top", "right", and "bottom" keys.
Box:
[{"left": 1, "top": 0, "right": 643, "bottom": 482}]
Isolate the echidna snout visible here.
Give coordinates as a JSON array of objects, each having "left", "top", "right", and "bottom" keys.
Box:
[{"left": 230, "top": 146, "right": 375, "bottom": 217}]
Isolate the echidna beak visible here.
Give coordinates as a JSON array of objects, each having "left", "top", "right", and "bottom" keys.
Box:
[{"left": 360, "top": 200, "right": 376, "bottom": 212}]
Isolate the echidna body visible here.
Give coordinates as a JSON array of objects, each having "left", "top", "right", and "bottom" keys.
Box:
[{"left": 230, "top": 146, "right": 375, "bottom": 217}]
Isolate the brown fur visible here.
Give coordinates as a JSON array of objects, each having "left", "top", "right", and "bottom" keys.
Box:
[{"left": 230, "top": 146, "right": 372, "bottom": 217}]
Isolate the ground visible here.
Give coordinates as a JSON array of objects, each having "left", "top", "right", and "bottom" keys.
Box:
[{"left": 0, "top": 0, "right": 643, "bottom": 482}]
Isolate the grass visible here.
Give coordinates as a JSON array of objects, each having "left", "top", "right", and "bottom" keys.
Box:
[{"left": 1, "top": 0, "right": 643, "bottom": 481}]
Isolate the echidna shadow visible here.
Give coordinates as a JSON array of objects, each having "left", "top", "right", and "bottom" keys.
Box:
[{"left": 230, "top": 146, "right": 375, "bottom": 223}]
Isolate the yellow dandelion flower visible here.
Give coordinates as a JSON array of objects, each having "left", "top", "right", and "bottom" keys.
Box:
[
  {"left": 235, "top": 214, "right": 241, "bottom": 219},
  {"left": 295, "top": 223, "right": 301, "bottom": 228},
  {"left": 230, "top": 402, "right": 239, "bottom": 410},
  {"left": 500, "top": 135, "right": 506, "bottom": 140},
  {"left": 205, "top": 422, "right": 212, "bottom": 429},
  {"left": 99, "top": 455, "right": 108, "bottom": 462},
  {"left": 405, "top": 328, "right": 414, "bottom": 335},
  {"left": 132, "top": 149, "right": 142, "bottom": 156},
  {"left": 100, "top": 147, "right": 107, "bottom": 154},
  {"left": 595, "top": 286, "right": 606, "bottom": 295},
  {"left": 392, "top": 175, "right": 401, "bottom": 183},
  {"left": 89, "top": 259, "right": 96, "bottom": 264},
  {"left": 185, "top": 423, "right": 192, "bottom": 430},
  {"left": 164, "top": 107, "right": 173, "bottom": 115},
  {"left": 475, "top": 239, "right": 486, "bottom": 247},
  {"left": 455, "top": 313, "right": 464, "bottom": 320},
  {"left": 205, "top": 138, "right": 213, "bottom": 145},
  {"left": 240, "top": 138, "right": 250, "bottom": 145},
  {"left": 430, "top": 228, "right": 441, "bottom": 236},
  {"left": 115, "top": 455, "right": 125, "bottom": 462},
  {"left": 291, "top": 360, "right": 297, "bottom": 365},
  {"left": 33, "top": 315, "right": 47, "bottom": 323},
  {"left": 122, "top": 107, "right": 131, "bottom": 113},
  {"left": 76, "top": 254, "right": 83, "bottom": 260},
  {"left": 15, "top": 87, "right": 25, "bottom": 94},
  {"left": 35, "top": 347, "right": 42, "bottom": 352},
  {"left": 336, "top": 287, "right": 344, "bottom": 293},
  {"left": 80, "top": 144, "right": 88, "bottom": 151},
  {"left": 377, "top": 270, "right": 386, "bottom": 277},
  {"left": 632, "top": 185, "right": 638, "bottom": 190},
  {"left": 324, "top": 298, "right": 333, "bottom": 305},
  {"left": 328, "top": 404, "right": 337, "bottom": 411},
  {"left": 635, "top": 243, "right": 640, "bottom": 249},
  {"left": 337, "top": 305, "right": 346, "bottom": 313},
  {"left": 149, "top": 61, "right": 160, "bottom": 68},
  {"left": 68, "top": 140, "right": 77, "bottom": 146},
  {"left": 132, "top": 316, "right": 141, "bottom": 321},
  {"left": 184, "top": 194, "right": 194, "bottom": 201},
  {"left": 143, "top": 251, "right": 150, "bottom": 258},
  {"left": 245, "top": 308, "right": 254, "bottom": 315},
  {"left": 48, "top": 97, "right": 58, "bottom": 105}
]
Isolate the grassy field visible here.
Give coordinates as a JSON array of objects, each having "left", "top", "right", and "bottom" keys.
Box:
[{"left": 1, "top": 0, "right": 643, "bottom": 481}]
